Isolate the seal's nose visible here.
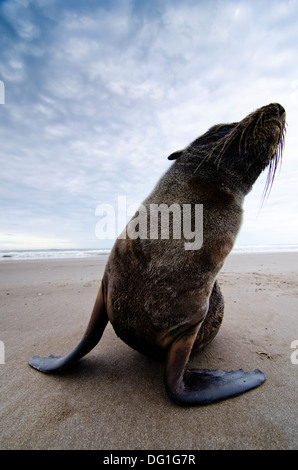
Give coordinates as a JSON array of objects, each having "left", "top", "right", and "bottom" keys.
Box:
[{"left": 276, "top": 103, "right": 285, "bottom": 115}]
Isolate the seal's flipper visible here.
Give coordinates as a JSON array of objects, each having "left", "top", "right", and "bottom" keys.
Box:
[
  {"left": 165, "top": 323, "right": 265, "bottom": 405},
  {"left": 29, "top": 283, "right": 108, "bottom": 373},
  {"left": 166, "top": 368, "right": 265, "bottom": 405}
]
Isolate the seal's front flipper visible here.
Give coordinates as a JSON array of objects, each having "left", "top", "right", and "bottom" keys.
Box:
[
  {"left": 29, "top": 354, "right": 68, "bottom": 373},
  {"left": 29, "top": 283, "right": 108, "bottom": 373},
  {"left": 165, "top": 324, "right": 265, "bottom": 406}
]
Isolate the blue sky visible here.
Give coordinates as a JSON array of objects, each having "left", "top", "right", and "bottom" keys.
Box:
[{"left": 0, "top": 0, "right": 298, "bottom": 250}]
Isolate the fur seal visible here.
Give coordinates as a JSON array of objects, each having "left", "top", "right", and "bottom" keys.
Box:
[{"left": 29, "top": 103, "right": 286, "bottom": 405}]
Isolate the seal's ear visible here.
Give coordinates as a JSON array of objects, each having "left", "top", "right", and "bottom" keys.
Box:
[{"left": 168, "top": 150, "right": 183, "bottom": 160}]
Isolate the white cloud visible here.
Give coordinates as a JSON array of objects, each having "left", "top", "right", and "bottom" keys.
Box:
[{"left": 0, "top": 0, "right": 298, "bottom": 249}]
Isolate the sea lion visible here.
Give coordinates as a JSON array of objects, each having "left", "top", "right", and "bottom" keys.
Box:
[{"left": 29, "top": 102, "right": 286, "bottom": 405}]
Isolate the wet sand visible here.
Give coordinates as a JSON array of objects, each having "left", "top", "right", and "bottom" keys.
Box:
[{"left": 0, "top": 252, "right": 297, "bottom": 450}]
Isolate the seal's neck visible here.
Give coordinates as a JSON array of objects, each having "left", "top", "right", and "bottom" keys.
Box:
[{"left": 174, "top": 158, "right": 251, "bottom": 199}]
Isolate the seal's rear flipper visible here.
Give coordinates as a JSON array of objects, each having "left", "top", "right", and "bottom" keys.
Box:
[
  {"left": 165, "top": 368, "right": 265, "bottom": 405},
  {"left": 29, "top": 283, "right": 108, "bottom": 373},
  {"left": 165, "top": 323, "right": 265, "bottom": 405}
]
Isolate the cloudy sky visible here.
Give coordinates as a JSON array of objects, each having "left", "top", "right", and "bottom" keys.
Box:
[{"left": 1, "top": 0, "right": 298, "bottom": 250}]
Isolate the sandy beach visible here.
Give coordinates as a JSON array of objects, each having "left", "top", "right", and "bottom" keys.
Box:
[{"left": 0, "top": 252, "right": 297, "bottom": 450}]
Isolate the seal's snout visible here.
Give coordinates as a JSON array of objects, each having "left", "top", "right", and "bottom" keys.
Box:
[
  {"left": 270, "top": 103, "right": 286, "bottom": 128},
  {"left": 276, "top": 103, "right": 286, "bottom": 115},
  {"left": 265, "top": 103, "right": 286, "bottom": 122},
  {"left": 258, "top": 102, "right": 286, "bottom": 200},
  {"left": 269, "top": 102, "right": 286, "bottom": 132}
]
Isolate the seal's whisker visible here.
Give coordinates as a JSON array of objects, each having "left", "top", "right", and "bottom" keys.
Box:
[
  {"left": 213, "top": 129, "right": 238, "bottom": 168},
  {"left": 238, "top": 121, "right": 248, "bottom": 152},
  {"left": 261, "top": 134, "right": 284, "bottom": 205},
  {"left": 252, "top": 113, "right": 264, "bottom": 137},
  {"left": 241, "top": 115, "right": 260, "bottom": 154},
  {"left": 193, "top": 152, "right": 210, "bottom": 174}
]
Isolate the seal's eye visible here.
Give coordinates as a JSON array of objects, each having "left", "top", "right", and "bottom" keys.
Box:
[{"left": 215, "top": 126, "right": 234, "bottom": 135}]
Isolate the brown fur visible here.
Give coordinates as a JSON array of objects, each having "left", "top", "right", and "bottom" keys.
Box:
[
  {"left": 102, "top": 103, "right": 286, "bottom": 358},
  {"left": 29, "top": 103, "right": 286, "bottom": 403},
  {"left": 29, "top": 104, "right": 285, "bottom": 405}
]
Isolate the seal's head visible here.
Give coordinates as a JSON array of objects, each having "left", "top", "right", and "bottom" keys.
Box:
[{"left": 169, "top": 103, "right": 286, "bottom": 196}]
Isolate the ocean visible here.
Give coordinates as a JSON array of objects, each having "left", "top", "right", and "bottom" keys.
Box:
[
  {"left": 1, "top": 245, "right": 298, "bottom": 261},
  {"left": 0, "top": 248, "right": 111, "bottom": 261}
]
